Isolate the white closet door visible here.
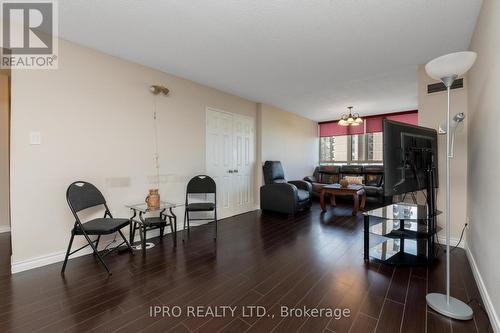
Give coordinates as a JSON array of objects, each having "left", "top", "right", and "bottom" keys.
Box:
[
  {"left": 206, "top": 108, "right": 255, "bottom": 219},
  {"left": 206, "top": 108, "right": 235, "bottom": 218},
  {"left": 233, "top": 114, "right": 255, "bottom": 215}
]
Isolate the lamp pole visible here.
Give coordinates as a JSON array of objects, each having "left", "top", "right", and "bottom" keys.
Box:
[
  {"left": 424, "top": 51, "right": 476, "bottom": 321},
  {"left": 446, "top": 83, "right": 451, "bottom": 306},
  {"left": 442, "top": 75, "right": 457, "bottom": 305}
]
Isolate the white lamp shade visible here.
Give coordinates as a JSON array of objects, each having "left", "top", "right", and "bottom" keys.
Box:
[{"left": 425, "top": 51, "right": 477, "bottom": 80}]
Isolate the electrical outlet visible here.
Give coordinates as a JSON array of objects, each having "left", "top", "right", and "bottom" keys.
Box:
[
  {"left": 29, "top": 131, "right": 41, "bottom": 145},
  {"left": 466, "top": 216, "right": 472, "bottom": 228}
]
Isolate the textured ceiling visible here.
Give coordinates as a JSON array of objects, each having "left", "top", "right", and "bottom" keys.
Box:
[{"left": 57, "top": 0, "right": 482, "bottom": 121}]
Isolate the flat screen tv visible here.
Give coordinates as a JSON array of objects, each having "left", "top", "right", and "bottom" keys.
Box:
[{"left": 383, "top": 119, "right": 438, "bottom": 197}]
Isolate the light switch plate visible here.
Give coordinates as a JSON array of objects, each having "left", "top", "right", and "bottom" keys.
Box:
[{"left": 30, "top": 131, "right": 41, "bottom": 145}]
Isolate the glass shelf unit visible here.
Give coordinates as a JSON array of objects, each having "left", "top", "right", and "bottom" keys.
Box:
[{"left": 364, "top": 203, "right": 441, "bottom": 266}]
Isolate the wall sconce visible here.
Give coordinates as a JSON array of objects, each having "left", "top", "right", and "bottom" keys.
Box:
[{"left": 150, "top": 85, "right": 169, "bottom": 95}]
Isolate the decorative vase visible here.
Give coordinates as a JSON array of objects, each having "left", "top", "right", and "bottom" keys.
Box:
[
  {"left": 145, "top": 189, "right": 160, "bottom": 209},
  {"left": 340, "top": 178, "right": 349, "bottom": 188}
]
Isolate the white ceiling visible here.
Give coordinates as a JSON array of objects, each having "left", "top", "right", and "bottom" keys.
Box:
[{"left": 57, "top": 0, "right": 482, "bottom": 121}]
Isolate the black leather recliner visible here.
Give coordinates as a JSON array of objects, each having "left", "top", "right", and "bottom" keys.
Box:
[{"left": 260, "top": 161, "right": 312, "bottom": 215}]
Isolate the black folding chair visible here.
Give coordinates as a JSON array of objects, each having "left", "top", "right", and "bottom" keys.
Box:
[
  {"left": 62, "top": 181, "right": 134, "bottom": 275},
  {"left": 183, "top": 175, "right": 217, "bottom": 240}
]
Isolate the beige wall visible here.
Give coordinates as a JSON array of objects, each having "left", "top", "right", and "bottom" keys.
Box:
[
  {"left": 417, "top": 65, "right": 468, "bottom": 240},
  {"left": 258, "top": 103, "right": 318, "bottom": 186},
  {"left": 0, "top": 74, "right": 9, "bottom": 232},
  {"left": 467, "top": 0, "right": 500, "bottom": 327},
  {"left": 10, "top": 38, "right": 257, "bottom": 266}
]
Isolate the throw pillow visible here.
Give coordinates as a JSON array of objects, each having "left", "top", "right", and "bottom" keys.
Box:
[
  {"left": 366, "top": 174, "right": 382, "bottom": 186},
  {"left": 344, "top": 176, "right": 364, "bottom": 185}
]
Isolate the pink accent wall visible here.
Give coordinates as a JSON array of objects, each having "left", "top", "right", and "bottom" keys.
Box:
[
  {"left": 320, "top": 110, "right": 418, "bottom": 136},
  {"left": 319, "top": 121, "right": 364, "bottom": 136}
]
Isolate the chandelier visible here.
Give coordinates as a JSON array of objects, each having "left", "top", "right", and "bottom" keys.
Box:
[{"left": 338, "top": 106, "right": 363, "bottom": 126}]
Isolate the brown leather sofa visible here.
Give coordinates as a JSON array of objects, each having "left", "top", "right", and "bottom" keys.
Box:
[{"left": 304, "top": 165, "right": 389, "bottom": 205}]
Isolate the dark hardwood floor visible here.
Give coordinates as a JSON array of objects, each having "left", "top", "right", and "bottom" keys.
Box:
[{"left": 0, "top": 203, "right": 493, "bottom": 333}]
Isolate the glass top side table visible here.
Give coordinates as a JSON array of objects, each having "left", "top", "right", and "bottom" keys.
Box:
[
  {"left": 125, "top": 201, "right": 182, "bottom": 213},
  {"left": 126, "top": 201, "right": 183, "bottom": 252}
]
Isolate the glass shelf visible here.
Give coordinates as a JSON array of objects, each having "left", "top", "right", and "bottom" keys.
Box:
[
  {"left": 369, "top": 238, "right": 433, "bottom": 265},
  {"left": 364, "top": 202, "right": 441, "bottom": 222},
  {"left": 369, "top": 219, "right": 441, "bottom": 238}
]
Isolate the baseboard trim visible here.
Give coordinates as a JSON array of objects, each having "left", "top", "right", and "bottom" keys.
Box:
[
  {"left": 10, "top": 214, "right": 241, "bottom": 274},
  {"left": 465, "top": 242, "right": 500, "bottom": 333},
  {"left": 11, "top": 247, "right": 93, "bottom": 274},
  {"left": 436, "top": 236, "right": 464, "bottom": 248},
  {"left": 0, "top": 225, "right": 10, "bottom": 234},
  {"left": 11, "top": 228, "right": 164, "bottom": 274}
]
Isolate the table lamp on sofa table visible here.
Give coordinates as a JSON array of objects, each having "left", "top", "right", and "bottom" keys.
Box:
[{"left": 424, "top": 51, "right": 476, "bottom": 321}]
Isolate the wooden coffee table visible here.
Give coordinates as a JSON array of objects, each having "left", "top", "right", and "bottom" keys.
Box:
[{"left": 320, "top": 184, "right": 366, "bottom": 215}]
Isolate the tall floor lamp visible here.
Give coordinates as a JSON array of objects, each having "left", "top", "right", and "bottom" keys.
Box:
[{"left": 424, "top": 51, "right": 477, "bottom": 320}]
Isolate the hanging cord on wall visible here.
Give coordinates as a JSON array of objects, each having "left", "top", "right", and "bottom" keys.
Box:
[
  {"left": 152, "top": 94, "right": 161, "bottom": 190},
  {"left": 436, "top": 222, "right": 467, "bottom": 253},
  {"left": 149, "top": 84, "right": 169, "bottom": 191}
]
